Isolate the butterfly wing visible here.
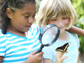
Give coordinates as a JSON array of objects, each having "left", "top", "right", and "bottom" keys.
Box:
[{"left": 56, "top": 43, "right": 69, "bottom": 53}]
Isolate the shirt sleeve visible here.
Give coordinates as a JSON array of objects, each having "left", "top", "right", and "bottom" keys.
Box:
[
  {"left": 0, "top": 33, "right": 7, "bottom": 57},
  {"left": 27, "top": 24, "right": 41, "bottom": 39}
]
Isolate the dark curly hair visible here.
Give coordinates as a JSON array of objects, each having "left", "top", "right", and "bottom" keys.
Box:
[{"left": 0, "top": 0, "right": 36, "bottom": 34}]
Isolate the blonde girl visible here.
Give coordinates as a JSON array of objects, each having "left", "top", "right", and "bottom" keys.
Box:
[{"left": 37, "top": 0, "right": 80, "bottom": 63}]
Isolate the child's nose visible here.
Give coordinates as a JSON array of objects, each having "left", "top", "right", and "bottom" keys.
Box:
[
  {"left": 28, "top": 17, "right": 34, "bottom": 23},
  {"left": 59, "top": 20, "right": 63, "bottom": 26}
]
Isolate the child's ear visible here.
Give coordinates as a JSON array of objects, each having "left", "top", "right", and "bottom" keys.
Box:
[{"left": 6, "top": 8, "right": 13, "bottom": 18}]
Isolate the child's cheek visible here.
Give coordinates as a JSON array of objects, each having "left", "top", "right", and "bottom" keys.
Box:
[{"left": 64, "top": 18, "right": 70, "bottom": 26}]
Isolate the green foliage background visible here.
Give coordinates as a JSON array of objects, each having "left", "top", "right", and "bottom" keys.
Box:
[
  {"left": 36, "top": 0, "right": 84, "bottom": 53},
  {"left": 72, "top": 0, "right": 84, "bottom": 53}
]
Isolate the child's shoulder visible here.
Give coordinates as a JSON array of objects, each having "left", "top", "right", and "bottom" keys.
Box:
[
  {"left": 31, "top": 24, "right": 40, "bottom": 29},
  {"left": 67, "top": 31, "right": 79, "bottom": 39},
  {"left": 67, "top": 31, "right": 80, "bottom": 48},
  {"left": 30, "top": 24, "right": 41, "bottom": 32}
]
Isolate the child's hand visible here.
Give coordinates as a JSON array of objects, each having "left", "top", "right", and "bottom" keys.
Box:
[
  {"left": 55, "top": 51, "right": 68, "bottom": 63},
  {"left": 24, "top": 51, "right": 44, "bottom": 63},
  {"left": 55, "top": 43, "right": 69, "bottom": 63}
]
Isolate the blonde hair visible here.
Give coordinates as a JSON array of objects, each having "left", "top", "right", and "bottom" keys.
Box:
[{"left": 37, "top": 0, "right": 78, "bottom": 29}]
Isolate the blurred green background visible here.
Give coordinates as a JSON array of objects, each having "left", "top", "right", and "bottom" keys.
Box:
[{"left": 36, "top": 0, "right": 84, "bottom": 53}]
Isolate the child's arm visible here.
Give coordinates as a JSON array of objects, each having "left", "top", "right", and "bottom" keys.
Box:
[
  {"left": 67, "top": 26, "right": 84, "bottom": 37},
  {"left": 0, "top": 56, "right": 4, "bottom": 63}
]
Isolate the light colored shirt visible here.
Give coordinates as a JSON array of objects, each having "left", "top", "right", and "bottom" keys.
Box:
[{"left": 42, "top": 32, "right": 80, "bottom": 63}]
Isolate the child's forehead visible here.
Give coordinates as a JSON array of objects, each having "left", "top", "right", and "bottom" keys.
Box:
[
  {"left": 50, "top": 14, "right": 68, "bottom": 19},
  {"left": 57, "top": 13, "right": 67, "bottom": 16},
  {"left": 58, "top": 14, "right": 69, "bottom": 18}
]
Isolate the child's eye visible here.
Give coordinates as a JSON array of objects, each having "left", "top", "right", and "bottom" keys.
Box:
[
  {"left": 25, "top": 16, "right": 29, "bottom": 18},
  {"left": 33, "top": 15, "right": 35, "bottom": 18},
  {"left": 62, "top": 17, "right": 67, "bottom": 19}
]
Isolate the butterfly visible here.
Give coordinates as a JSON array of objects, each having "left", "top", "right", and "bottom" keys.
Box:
[{"left": 56, "top": 43, "right": 69, "bottom": 53}]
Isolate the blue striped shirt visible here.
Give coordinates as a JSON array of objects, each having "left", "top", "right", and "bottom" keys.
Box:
[{"left": 0, "top": 24, "right": 41, "bottom": 63}]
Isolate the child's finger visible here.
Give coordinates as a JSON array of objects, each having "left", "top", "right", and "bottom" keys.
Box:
[{"left": 61, "top": 56, "right": 68, "bottom": 60}]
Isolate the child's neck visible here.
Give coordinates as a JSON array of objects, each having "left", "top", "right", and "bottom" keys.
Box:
[
  {"left": 58, "top": 31, "right": 69, "bottom": 41},
  {"left": 7, "top": 28, "right": 26, "bottom": 37}
]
